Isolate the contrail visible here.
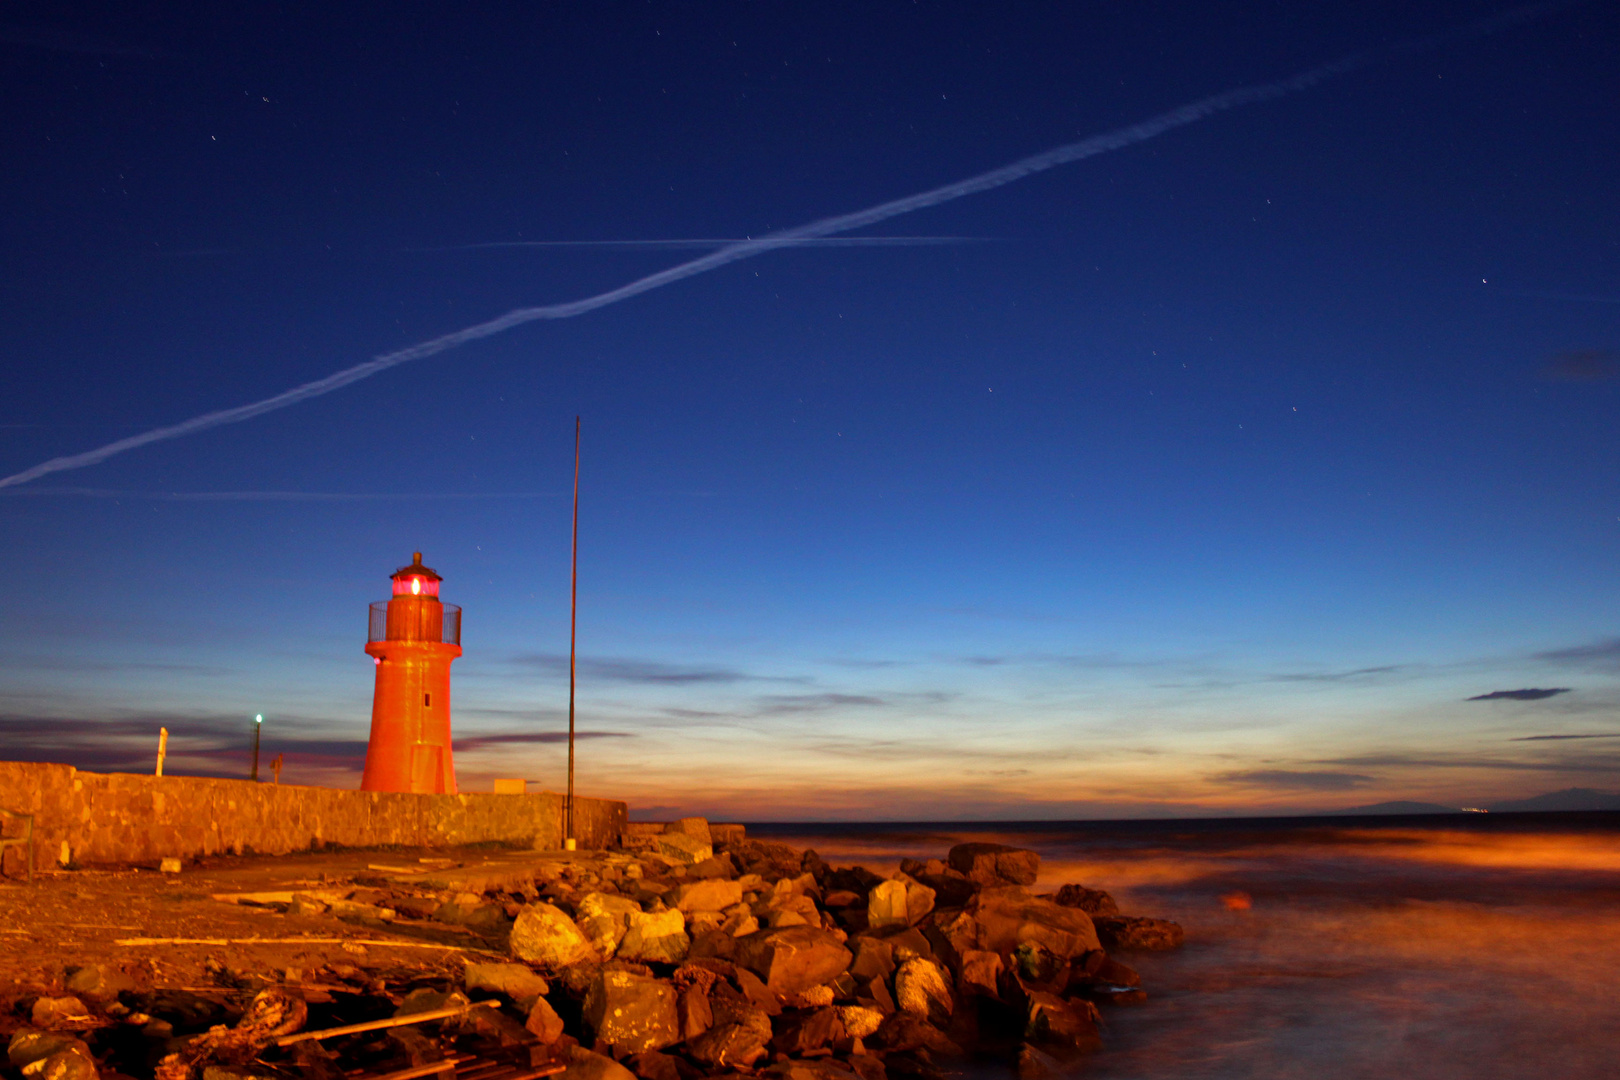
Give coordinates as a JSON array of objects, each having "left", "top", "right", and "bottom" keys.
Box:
[
  {"left": 419, "top": 236, "right": 985, "bottom": 251},
  {"left": 0, "top": 487, "right": 556, "bottom": 501},
  {"left": 0, "top": 1, "right": 1573, "bottom": 491}
]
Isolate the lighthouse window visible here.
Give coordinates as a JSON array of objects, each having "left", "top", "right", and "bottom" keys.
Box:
[{"left": 424, "top": 693, "right": 431, "bottom": 707}]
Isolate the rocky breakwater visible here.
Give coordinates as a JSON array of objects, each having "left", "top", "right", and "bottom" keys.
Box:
[
  {"left": 0, "top": 828, "right": 1181, "bottom": 1080},
  {"left": 505, "top": 827, "right": 1183, "bottom": 1080}
]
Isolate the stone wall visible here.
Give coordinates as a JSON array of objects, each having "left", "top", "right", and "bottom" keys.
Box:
[{"left": 0, "top": 761, "right": 626, "bottom": 874}]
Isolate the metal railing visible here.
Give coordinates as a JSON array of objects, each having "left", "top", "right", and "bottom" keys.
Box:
[{"left": 369, "top": 600, "right": 461, "bottom": 646}]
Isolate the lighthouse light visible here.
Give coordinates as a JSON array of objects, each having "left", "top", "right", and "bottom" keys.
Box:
[{"left": 411, "top": 578, "right": 421, "bottom": 595}]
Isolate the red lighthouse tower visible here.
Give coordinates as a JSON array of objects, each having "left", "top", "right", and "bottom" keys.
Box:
[{"left": 361, "top": 553, "right": 462, "bottom": 794}]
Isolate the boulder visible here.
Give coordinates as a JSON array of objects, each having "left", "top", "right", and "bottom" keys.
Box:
[
  {"left": 30, "top": 998, "right": 91, "bottom": 1029},
  {"left": 1093, "top": 916, "right": 1184, "bottom": 951},
  {"left": 576, "top": 893, "right": 642, "bottom": 957},
  {"left": 558, "top": 1046, "right": 637, "bottom": 1080},
  {"left": 957, "top": 950, "right": 1003, "bottom": 999},
  {"left": 511, "top": 902, "right": 596, "bottom": 966},
  {"left": 1016, "top": 1043, "right": 1063, "bottom": 1080},
  {"left": 583, "top": 969, "right": 679, "bottom": 1053},
  {"left": 676, "top": 983, "right": 712, "bottom": 1041},
  {"left": 617, "top": 909, "right": 690, "bottom": 964},
  {"left": 1052, "top": 884, "right": 1117, "bottom": 917},
  {"left": 665, "top": 818, "right": 713, "bottom": 845},
  {"left": 9, "top": 1033, "right": 91, "bottom": 1072},
  {"left": 62, "top": 965, "right": 135, "bottom": 1001},
  {"left": 734, "top": 926, "right": 853, "bottom": 996},
  {"left": 837, "top": 1005, "right": 886, "bottom": 1039},
  {"left": 967, "top": 888, "right": 1100, "bottom": 959},
  {"left": 456, "top": 1004, "right": 532, "bottom": 1046},
  {"left": 849, "top": 938, "right": 895, "bottom": 982},
  {"left": 623, "top": 1051, "right": 683, "bottom": 1080},
  {"left": 947, "top": 843, "right": 1039, "bottom": 887},
  {"left": 893, "top": 958, "right": 952, "bottom": 1023},
  {"left": 761, "top": 1060, "right": 863, "bottom": 1080},
  {"left": 685, "top": 1008, "right": 772, "bottom": 1069},
  {"left": 27, "top": 1051, "right": 96, "bottom": 1080},
  {"left": 1022, "top": 991, "right": 1100, "bottom": 1052},
  {"left": 912, "top": 873, "right": 977, "bottom": 909},
  {"left": 396, "top": 988, "right": 469, "bottom": 1017},
  {"left": 526, "top": 997, "right": 566, "bottom": 1043},
  {"left": 769, "top": 1006, "right": 846, "bottom": 1055},
  {"left": 464, "top": 963, "right": 549, "bottom": 1008},
  {"left": 654, "top": 833, "right": 713, "bottom": 866},
  {"left": 866, "top": 880, "right": 908, "bottom": 928},
  {"left": 673, "top": 879, "right": 744, "bottom": 913},
  {"left": 870, "top": 1012, "right": 960, "bottom": 1055}
]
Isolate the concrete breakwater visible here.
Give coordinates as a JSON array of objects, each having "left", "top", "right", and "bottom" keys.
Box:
[{"left": 0, "top": 761, "right": 626, "bottom": 872}]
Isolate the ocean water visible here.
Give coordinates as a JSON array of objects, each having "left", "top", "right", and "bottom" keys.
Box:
[{"left": 748, "top": 814, "right": 1620, "bottom": 1079}]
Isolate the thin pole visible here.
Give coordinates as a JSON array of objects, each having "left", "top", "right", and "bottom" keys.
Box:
[
  {"left": 566, "top": 416, "right": 580, "bottom": 849},
  {"left": 251, "top": 720, "right": 261, "bottom": 781}
]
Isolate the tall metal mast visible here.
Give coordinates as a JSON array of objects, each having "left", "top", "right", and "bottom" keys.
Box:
[{"left": 566, "top": 416, "right": 580, "bottom": 850}]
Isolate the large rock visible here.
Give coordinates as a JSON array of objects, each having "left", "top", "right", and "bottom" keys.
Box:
[
  {"left": 30, "top": 998, "right": 90, "bottom": 1029},
  {"left": 62, "top": 965, "right": 135, "bottom": 1001},
  {"left": 583, "top": 969, "right": 679, "bottom": 1053},
  {"left": 617, "top": 909, "right": 690, "bottom": 964},
  {"left": 526, "top": 997, "right": 565, "bottom": 1043},
  {"left": 734, "top": 925, "right": 853, "bottom": 996},
  {"left": 1052, "top": 884, "right": 1117, "bottom": 916},
  {"left": 962, "top": 887, "right": 1100, "bottom": 959},
  {"left": 837, "top": 1005, "right": 885, "bottom": 1039},
  {"left": 893, "top": 958, "right": 952, "bottom": 1023},
  {"left": 1023, "top": 991, "right": 1101, "bottom": 1052},
  {"left": 867, "top": 877, "right": 935, "bottom": 928},
  {"left": 762, "top": 1060, "right": 863, "bottom": 1080},
  {"left": 685, "top": 1008, "right": 773, "bottom": 1068},
  {"left": 9, "top": 1033, "right": 92, "bottom": 1072},
  {"left": 673, "top": 879, "right": 744, "bottom": 913},
  {"left": 676, "top": 982, "right": 712, "bottom": 1041},
  {"left": 1094, "top": 916, "right": 1184, "bottom": 951},
  {"left": 957, "top": 950, "right": 1004, "bottom": 999},
  {"left": 654, "top": 832, "right": 713, "bottom": 865},
  {"left": 577, "top": 892, "right": 642, "bottom": 956},
  {"left": 769, "top": 1006, "right": 846, "bottom": 1055},
  {"left": 558, "top": 1046, "right": 637, "bottom": 1080},
  {"left": 464, "top": 962, "right": 549, "bottom": 1008},
  {"left": 867, "top": 880, "right": 908, "bottom": 928},
  {"left": 947, "top": 843, "right": 1039, "bottom": 887},
  {"left": 510, "top": 902, "right": 595, "bottom": 966}
]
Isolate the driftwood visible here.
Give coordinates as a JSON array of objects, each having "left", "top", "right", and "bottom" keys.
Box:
[
  {"left": 275, "top": 1000, "right": 498, "bottom": 1046},
  {"left": 114, "top": 936, "right": 503, "bottom": 956}
]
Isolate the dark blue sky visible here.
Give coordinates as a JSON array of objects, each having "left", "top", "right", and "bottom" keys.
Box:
[{"left": 1, "top": 1, "right": 1616, "bottom": 818}]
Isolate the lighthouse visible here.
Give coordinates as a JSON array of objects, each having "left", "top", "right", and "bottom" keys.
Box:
[{"left": 361, "top": 553, "right": 462, "bottom": 793}]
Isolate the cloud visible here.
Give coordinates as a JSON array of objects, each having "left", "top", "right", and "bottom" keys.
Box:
[
  {"left": 1321, "top": 753, "right": 1620, "bottom": 774},
  {"left": 1543, "top": 349, "right": 1620, "bottom": 380},
  {"left": 755, "top": 693, "right": 890, "bottom": 715},
  {"left": 1271, "top": 665, "right": 1411, "bottom": 683},
  {"left": 507, "top": 653, "right": 795, "bottom": 685},
  {"left": 1534, "top": 639, "right": 1620, "bottom": 672},
  {"left": 0, "top": 711, "right": 365, "bottom": 778},
  {"left": 1468, "top": 688, "right": 1572, "bottom": 701},
  {"left": 1213, "top": 769, "right": 1375, "bottom": 791},
  {"left": 1511, "top": 733, "right": 1620, "bottom": 742},
  {"left": 452, "top": 731, "right": 633, "bottom": 752}
]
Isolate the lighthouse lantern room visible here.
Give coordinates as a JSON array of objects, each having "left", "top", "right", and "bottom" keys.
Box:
[{"left": 362, "top": 552, "right": 462, "bottom": 794}]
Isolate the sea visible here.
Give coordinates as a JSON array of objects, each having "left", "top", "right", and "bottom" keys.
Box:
[{"left": 746, "top": 813, "right": 1620, "bottom": 1079}]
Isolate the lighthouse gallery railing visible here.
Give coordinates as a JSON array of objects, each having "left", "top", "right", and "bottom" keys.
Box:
[{"left": 369, "top": 601, "right": 461, "bottom": 646}]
